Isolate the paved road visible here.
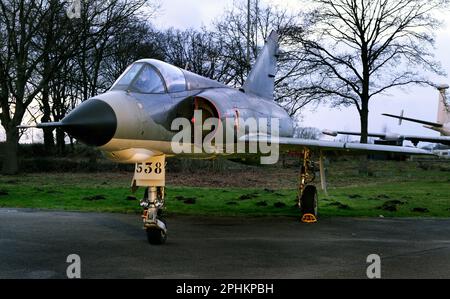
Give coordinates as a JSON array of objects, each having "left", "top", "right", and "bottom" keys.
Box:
[{"left": 0, "top": 208, "right": 449, "bottom": 279}]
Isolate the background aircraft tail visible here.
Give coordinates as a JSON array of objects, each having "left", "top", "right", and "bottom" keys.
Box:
[
  {"left": 243, "top": 31, "right": 279, "bottom": 100},
  {"left": 437, "top": 84, "right": 449, "bottom": 125},
  {"left": 383, "top": 85, "right": 450, "bottom": 128}
]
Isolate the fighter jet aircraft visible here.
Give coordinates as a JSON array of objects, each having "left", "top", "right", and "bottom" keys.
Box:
[
  {"left": 324, "top": 85, "right": 450, "bottom": 147},
  {"left": 21, "top": 31, "right": 432, "bottom": 245}
]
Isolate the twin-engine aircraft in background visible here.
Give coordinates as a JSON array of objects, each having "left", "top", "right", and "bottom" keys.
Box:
[
  {"left": 324, "top": 85, "right": 450, "bottom": 147},
  {"left": 21, "top": 31, "right": 432, "bottom": 245}
]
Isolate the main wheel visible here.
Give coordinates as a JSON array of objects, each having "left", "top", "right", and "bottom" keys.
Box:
[{"left": 299, "top": 185, "right": 318, "bottom": 216}]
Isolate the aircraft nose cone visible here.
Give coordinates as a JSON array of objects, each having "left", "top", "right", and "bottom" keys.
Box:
[{"left": 62, "top": 99, "right": 117, "bottom": 147}]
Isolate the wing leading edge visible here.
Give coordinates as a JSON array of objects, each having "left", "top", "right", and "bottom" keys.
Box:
[{"left": 240, "top": 135, "right": 433, "bottom": 156}]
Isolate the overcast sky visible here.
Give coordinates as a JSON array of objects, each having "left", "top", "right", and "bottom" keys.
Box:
[
  {"left": 152, "top": 0, "right": 450, "bottom": 144},
  {"left": 2, "top": 0, "right": 449, "bottom": 144}
]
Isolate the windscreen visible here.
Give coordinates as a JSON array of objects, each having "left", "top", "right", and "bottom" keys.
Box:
[
  {"left": 132, "top": 64, "right": 165, "bottom": 94},
  {"left": 112, "top": 63, "right": 143, "bottom": 88},
  {"left": 111, "top": 63, "right": 166, "bottom": 94}
]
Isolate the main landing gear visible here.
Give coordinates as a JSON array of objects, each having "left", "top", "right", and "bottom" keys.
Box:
[
  {"left": 297, "top": 149, "right": 322, "bottom": 223},
  {"left": 132, "top": 155, "right": 168, "bottom": 245}
]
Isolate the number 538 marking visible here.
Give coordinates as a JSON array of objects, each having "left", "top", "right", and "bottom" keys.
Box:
[{"left": 136, "top": 162, "right": 163, "bottom": 174}]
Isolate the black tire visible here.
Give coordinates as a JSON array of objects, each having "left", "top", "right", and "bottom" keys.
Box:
[
  {"left": 300, "top": 185, "right": 318, "bottom": 216},
  {"left": 146, "top": 227, "right": 167, "bottom": 245}
]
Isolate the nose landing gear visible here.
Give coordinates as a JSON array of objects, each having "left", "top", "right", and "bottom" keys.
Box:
[
  {"left": 141, "top": 187, "right": 167, "bottom": 245},
  {"left": 132, "top": 155, "right": 168, "bottom": 245}
]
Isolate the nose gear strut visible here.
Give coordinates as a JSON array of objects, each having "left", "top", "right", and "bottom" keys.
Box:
[{"left": 141, "top": 186, "right": 167, "bottom": 244}]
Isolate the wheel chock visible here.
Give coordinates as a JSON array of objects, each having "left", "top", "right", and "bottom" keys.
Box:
[{"left": 301, "top": 213, "right": 317, "bottom": 224}]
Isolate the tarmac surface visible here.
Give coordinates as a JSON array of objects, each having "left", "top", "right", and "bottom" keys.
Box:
[{"left": 1, "top": 208, "right": 450, "bottom": 279}]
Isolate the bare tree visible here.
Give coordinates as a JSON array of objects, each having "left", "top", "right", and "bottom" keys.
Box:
[
  {"left": 286, "top": 0, "right": 448, "bottom": 143},
  {"left": 0, "top": 0, "right": 158, "bottom": 174},
  {"left": 75, "top": 0, "right": 157, "bottom": 99},
  {"left": 158, "top": 28, "right": 226, "bottom": 80},
  {"left": 102, "top": 20, "right": 164, "bottom": 85},
  {"left": 45, "top": 9, "right": 160, "bottom": 153},
  {"left": 212, "top": 2, "right": 316, "bottom": 116},
  {"left": 0, "top": 0, "right": 80, "bottom": 174}
]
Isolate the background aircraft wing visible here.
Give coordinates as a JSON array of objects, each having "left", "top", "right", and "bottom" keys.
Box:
[
  {"left": 383, "top": 113, "right": 443, "bottom": 128},
  {"left": 240, "top": 135, "right": 433, "bottom": 156},
  {"left": 323, "top": 129, "right": 450, "bottom": 146},
  {"left": 322, "top": 130, "right": 387, "bottom": 139},
  {"left": 404, "top": 135, "right": 450, "bottom": 146}
]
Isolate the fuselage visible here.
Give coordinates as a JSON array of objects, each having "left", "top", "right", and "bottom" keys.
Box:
[{"left": 61, "top": 59, "right": 294, "bottom": 163}]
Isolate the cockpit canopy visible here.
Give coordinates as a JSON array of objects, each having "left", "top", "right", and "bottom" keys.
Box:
[
  {"left": 111, "top": 59, "right": 186, "bottom": 94},
  {"left": 111, "top": 59, "right": 225, "bottom": 94}
]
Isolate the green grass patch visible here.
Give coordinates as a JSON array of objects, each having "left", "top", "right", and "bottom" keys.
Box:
[
  {"left": 1, "top": 160, "right": 449, "bottom": 217},
  {"left": 0, "top": 169, "right": 449, "bottom": 217}
]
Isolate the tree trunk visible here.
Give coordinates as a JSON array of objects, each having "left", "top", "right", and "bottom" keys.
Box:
[
  {"left": 2, "top": 127, "right": 19, "bottom": 175},
  {"left": 56, "top": 128, "right": 66, "bottom": 155},
  {"left": 358, "top": 98, "right": 369, "bottom": 176},
  {"left": 360, "top": 41, "right": 370, "bottom": 145},
  {"left": 41, "top": 46, "right": 55, "bottom": 152},
  {"left": 69, "top": 136, "right": 75, "bottom": 151},
  {"left": 42, "top": 95, "right": 55, "bottom": 152},
  {"left": 359, "top": 104, "right": 369, "bottom": 144}
]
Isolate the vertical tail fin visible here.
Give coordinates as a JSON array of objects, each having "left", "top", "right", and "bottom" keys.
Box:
[
  {"left": 437, "top": 84, "right": 449, "bottom": 125},
  {"left": 243, "top": 31, "right": 279, "bottom": 100}
]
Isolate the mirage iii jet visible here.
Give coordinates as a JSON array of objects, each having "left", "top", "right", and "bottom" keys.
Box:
[{"left": 22, "top": 31, "right": 431, "bottom": 245}]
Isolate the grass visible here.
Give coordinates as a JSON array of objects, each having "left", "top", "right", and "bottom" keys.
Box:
[{"left": 0, "top": 160, "right": 449, "bottom": 218}]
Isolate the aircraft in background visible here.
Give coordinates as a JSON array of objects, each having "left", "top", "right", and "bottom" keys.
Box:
[
  {"left": 324, "top": 85, "right": 450, "bottom": 147},
  {"left": 20, "top": 31, "right": 432, "bottom": 245},
  {"left": 383, "top": 84, "right": 450, "bottom": 137},
  {"left": 323, "top": 130, "right": 450, "bottom": 147}
]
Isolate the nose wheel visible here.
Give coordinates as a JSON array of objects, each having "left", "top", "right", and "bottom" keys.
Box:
[{"left": 146, "top": 220, "right": 167, "bottom": 245}]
